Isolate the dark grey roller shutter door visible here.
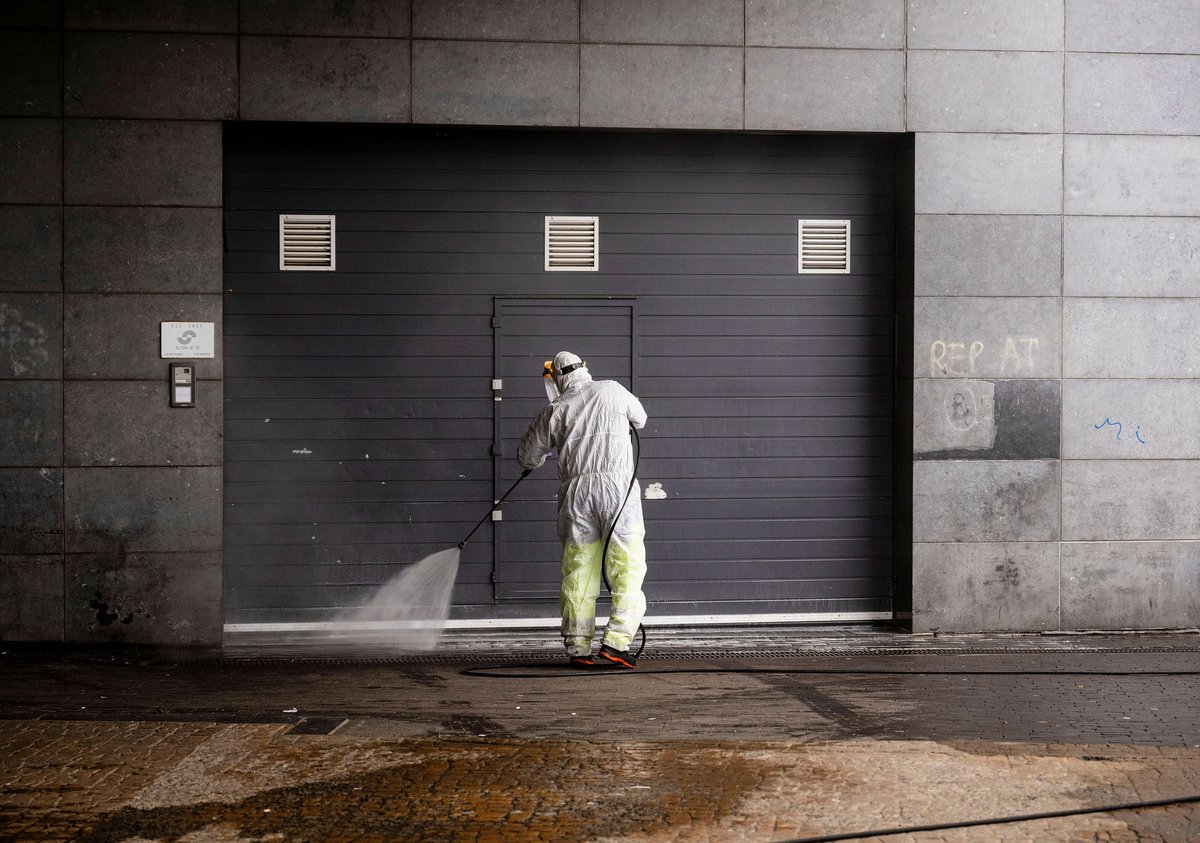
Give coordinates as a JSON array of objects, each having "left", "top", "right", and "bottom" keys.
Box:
[{"left": 223, "top": 124, "right": 896, "bottom": 625}]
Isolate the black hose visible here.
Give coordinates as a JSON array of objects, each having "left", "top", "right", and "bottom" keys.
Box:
[
  {"left": 776, "top": 793, "right": 1200, "bottom": 843},
  {"left": 462, "top": 665, "right": 1200, "bottom": 678},
  {"left": 599, "top": 424, "right": 646, "bottom": 659}
]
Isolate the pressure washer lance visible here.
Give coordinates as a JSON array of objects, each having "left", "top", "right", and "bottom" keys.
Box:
[{"left": 458, "top": 468, "right": 533, "bottom": 548}]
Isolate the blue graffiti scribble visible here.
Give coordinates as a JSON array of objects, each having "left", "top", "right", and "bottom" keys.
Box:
[
  {"left": 1094, "top": 418, "right": 1147, "bottom": 445},
  {"left": 1094, "top": 417, "right": 1122, "bottom": 440}
]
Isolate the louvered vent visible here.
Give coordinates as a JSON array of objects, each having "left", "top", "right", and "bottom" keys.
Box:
[
  {"left": 545, "top": 216, "right": 599, "bottom": 271},
  {"left": 798, "top": 219, "right": 850, "bottom": 274},
  {"left": 280, "top": 214, "right": 336, "bottom": 271}
]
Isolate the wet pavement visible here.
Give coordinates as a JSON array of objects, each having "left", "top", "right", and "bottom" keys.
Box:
[{"left": 2, "top": 627, "right": 1200, "bottom": 841}]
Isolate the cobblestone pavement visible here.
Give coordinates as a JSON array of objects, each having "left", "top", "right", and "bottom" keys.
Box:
[{"left": 2, "top": 631, "right": 1199, "bottom": 841}]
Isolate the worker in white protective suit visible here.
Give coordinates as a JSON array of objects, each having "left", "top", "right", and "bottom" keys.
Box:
[{"left": 517, "top": 351, "right": 648, "bottom": 668}]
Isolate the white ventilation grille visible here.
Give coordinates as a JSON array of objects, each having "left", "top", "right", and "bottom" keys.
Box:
[
  {"left": 545, "top": 216, "right": 599, "bottom": 271},
  {"left": 280, "top": 214, "right": 336, "bottom": 271},
  {"left": 798, "top": 219, "right": 850, "bottom": 274}
]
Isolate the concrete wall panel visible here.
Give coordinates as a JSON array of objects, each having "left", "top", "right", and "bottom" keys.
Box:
[
  {"left": 747, "top": 0, "right": 903, "bottom": 48},
  {"left": 66, "top": 552, "right": 221, "bottom": 644},
  {"left": 582, "top": 45, "right": 741, "bottom": 129},
  {"left": 1063, "top": 461, "right": 1200, "bottom": 540},
  {"left": 915, "top": 379, "right": 1060, "bottom": 460},
  {"left": 1062, "top": 541, "right": 1200, "bottom": 629},
  {"left": 0, "top": 381, "right": 62, "bottom": 466},
  {"left": 916, "top": 133, "right": 1063, "bottom": 214},
  {"left": 1066, "top": 135, "right": 1200, "bottom": 216},
  {"left": 0, "top": 557, "right": 64, "bottom": 641},
  {"left": 416, "top": 0, "right": 570, "bottom": 41},
  {"left": 1063, "top": 380, "right": 1200, "bottom": 459},
  {"left": 746, "top": 48, "right": 904, "bottom": 132},
  {"left": 1064, "top": 216, "right": 1200, "bottom": 297},
  {"left": 65, "top": 0, "right": 237, "bottom": 33},
  {"left": 915, "top": 296, "right": 1062, "bottom": 379},
  {"left": 1067, "top": 54, "right": 1200, "bottom": 135},
  {"left": 0, "top": 118, "right": 62, "bottom": 204},
  {"left": 240, "top": 36, "right": 410, "bottom": 123},
  {"left": 66, "top": 381, "right": 222, "bottom": 467},
  {"left": 583, "top": 0, "right": 743, "bottom": 46},
  {"left": 0, "top": 30, "right": 62, "bottom": 117},
  {"left": 65, "top": 207, "right": 221, "bottom": 294},
  {"left": 1066, "top": 0, "right": 1200, "bottom": 54},
  {"left": 908, "top": 51, "right": 1062, "bottom": 133},
  {"left": 0, "top": 293, "right": 62, "bottom": 378},
  {"left": 65, "top": 467, "right": 221, "bottom": 553},
  {"left": 913, "top": 542, "right": 1060, "bottom": 631},
  {"left": 244, "top": 0, "right": 410, "bottom": 37},
  {"left": 65, "top": 120, "right": 221, "bottom": 207},
  {"left": 908, "top": 0, "right": 1064, "bottom": 50},
  {"left": 1065, "top": 298, "right": 1200, "bottom": 378},
  {"left": 0, "top": 468, "right": 63, "bottom": 555},
  {"left": 65, "top": 32, "right": 236, "bottom": 120},
  {"left": 64, "top": 294, "right": 222, "bottom": 380},
  {"left": 914, "top": 460, "right": 1062, "bottom": 542},
  {"left": 915, "top": 215, "right": 1061, "bottom": 297},
  {"left": 0, "top": 206, "right": 62, "bottom": 292},
  {"left": 413, "top": 41, "right": 577, "bottom": 126}
]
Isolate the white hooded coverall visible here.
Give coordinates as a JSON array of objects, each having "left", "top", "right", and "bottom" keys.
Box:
[{"left": 517, "top": 362, "right": 648, "bottom": 657}]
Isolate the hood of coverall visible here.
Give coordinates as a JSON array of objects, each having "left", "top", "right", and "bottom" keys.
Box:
[{"left": 552, "top": 351, "right": 591, "bottom": 394}]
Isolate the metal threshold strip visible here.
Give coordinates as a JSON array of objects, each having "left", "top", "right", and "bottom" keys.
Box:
[{"left": 224, "top": 611, "right": 893, "bottom": 634}]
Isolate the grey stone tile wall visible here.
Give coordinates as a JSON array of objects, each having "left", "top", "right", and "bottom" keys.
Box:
[
  {"left": 64, "top": 467, "right": 222, "bottom": 553},
  {"left": 1063, "top": 461, "right": 1200, "bottom": 541},
  {"left": 0, "top": 293, "right": 62, "bottom": 379},
  {"left": 66, "top": 551, "right": 221, "bottom": 644},
  {"left": 1066, "top": 135, "right": 1200, "bottom": 216},
  {"left": 581, "top": 45, "right": 742, "bottom": 129},
  {"left": 915, "top": 134, "right": 1063, "bottom": 215},
  {"left": 914, "top": 297, "right": 1062, "bottom": 379},
  {"left": 582, "top": 0, "right": 743, "bottom": 45},
  {"left": 65, "top": 32, "right": 237, "bottom": 119},
  {"left": 1062, "top": 541, "right": 1200, "bottom": 629},
  {"left": 65, "top": 120, "right": 222, "bottom": 206},
  {"left": 65, "top": 208, "right": 222, "bottom": 294},
  {"left": 241, "top": 36, "right": 410, "bottom": 123},
  {"left": 415, "top": 0, "right": 569, "bottom": 41},
  {"left": 0, "top": 206, "right": 61, "bottom": 292},
  {"left": 1064, "top": 298, "right": 1200, "bottom": 378},
  {"left": 913, "top": 460, "right": 1061, "bottom": 542},
  {"left": 65, "top": 381, "right": 223, "bottom": 467},
  {"left": 913, "top": 542, "right": 1060, "bottom": 631},
  {"left": 0, "top": 468, "right": 63, "bottom": 555},
  {"left": 0, "top": 30, "right": 63, "bottom": 117},
  {"left": 1066, "top": 0, "right": 1200, "bottom": 54},
  {"left": 745, "top": 48, "right": 904, "bottom": 132},
  {"left": 1067, "top": 54, "right": 1200, "bottom": 136},
  {"left": 908, "top": 0, "right": 1064, "bottom": 50},
  {"left": 0, "top": 556, "right": 64, "bottom": 641},
  {"left": 65, "top": 0, "right": 238, "bottom": 33},
  {"left": 908, "top": 51, "right": 1062, "bottom": 133},
  {"left": 746, "top": 0, "right": 903, "bottom": 48},
  {"left": 413, "top": 41, "right": 577, "bottom": 126},
  {"left": 1063, "top": 380, "right": 1196, "bottom": 459},
  {"left": 64, "top": 294, "right": 222, "bottom": 380},
  {"left": 0, "top": 118, "right": 62, "bottom": 204},
  {"left": 915, "top": 215, "right": 1062, "bottom": 297},
  {"left": 0, "top": 381, "right": 62, "bottom": 466},
  {"left": 1064, "top": 217, "right": 1200, "bottom": 297},
  {"left": 245, "top": 0, "right": 410, "bottom": 38},
  {"left": 914, "top": 379, "right": 1060, "bottom": 460}
]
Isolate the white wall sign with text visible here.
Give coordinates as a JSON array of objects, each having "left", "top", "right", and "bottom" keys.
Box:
[{"left": 161, "top": 322, "right": 215, "bottom": 358}]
